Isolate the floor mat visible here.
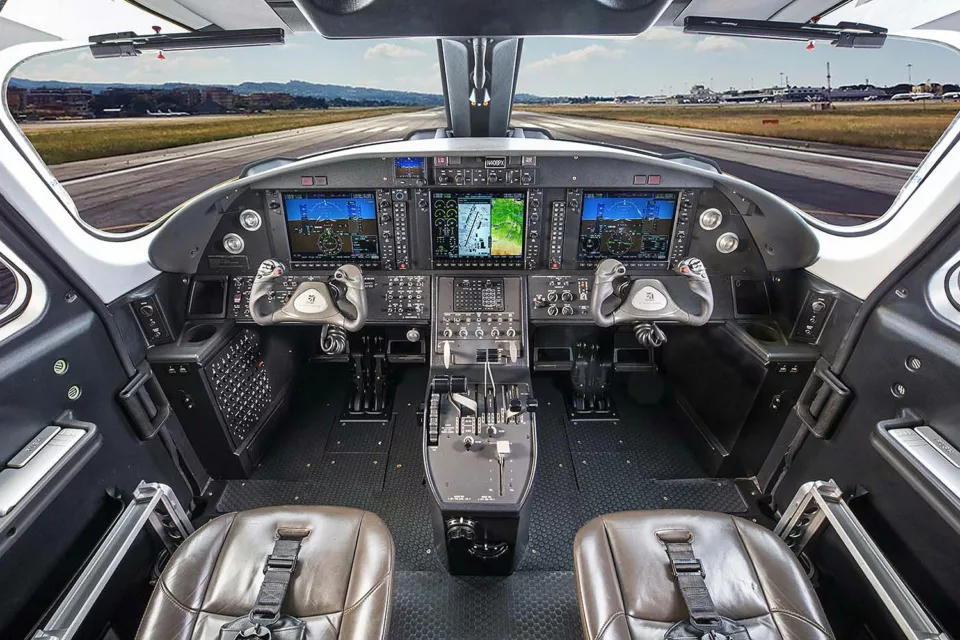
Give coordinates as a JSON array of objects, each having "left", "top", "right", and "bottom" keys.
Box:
[{"left": 216, "top": 368, "right": 747, "bottom": 639}]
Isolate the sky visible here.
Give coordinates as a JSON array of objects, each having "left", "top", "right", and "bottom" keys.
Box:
[{"left": 5, "top": 0, "right": 960, "bottom": 97}]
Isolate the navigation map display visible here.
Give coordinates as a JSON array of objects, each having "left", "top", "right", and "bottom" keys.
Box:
[
  {"left": 578, "top": 191, "right": 677, "bottom": 261},
  {"left": 283, "top": 192, "right": 380, "bottom": 265},
  {"left": 431, "top": 192, "right": 525, "bottom": 262}
]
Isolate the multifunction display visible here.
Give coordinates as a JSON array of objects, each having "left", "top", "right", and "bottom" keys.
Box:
[
  {"left": 283, "top": 192, "right": 380, "bottom": 267},
  {"left": 578, "top": 191, "right": 677, "bottom": 262},
  {"left": 431, "top": 192, "right": 525, "bottom": 267}
]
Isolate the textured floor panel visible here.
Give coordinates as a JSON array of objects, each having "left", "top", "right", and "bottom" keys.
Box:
[
  {"left": 517, "top": 456, "right": 582, "bottom": 571},
  {"left": 326, "top": 419, "right": 394, "bottom": 453},
  {"left": 379, "top": 462, "right": 442, "bottom": 571},
  {"left": 217, "top": 480, "right": 326, "bottom": 512},
  {"left": 391, "top": 571, "right": 582, "bottom": 640},
  {"left": 565, "top": 404, "right": 704, "bottom": 479}
]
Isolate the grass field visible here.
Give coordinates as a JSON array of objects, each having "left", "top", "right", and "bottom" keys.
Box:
[
  {"left": 23, "top": 107, "right": 424, "bottom": 165},
  {"left": 519, "top": 102, "right": 960, "bottom": 151}
]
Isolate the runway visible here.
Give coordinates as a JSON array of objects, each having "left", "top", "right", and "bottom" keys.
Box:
[{"left": 47, "top": 108, "right": 920, "bottom": 231}]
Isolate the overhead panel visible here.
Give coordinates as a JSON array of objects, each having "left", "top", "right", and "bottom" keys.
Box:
[
  {"left": 290, "top": 0, "right": 675, "bottom": 38},
  {"left": 771, "top": 0, "right": 846, "bottom": 22},
  {"left": 132, "top": 0, "right": 288, "bottom": 32},
  {"left": 825, "top": 0, "right": 960, "bottom": 32},
  {"left": 672, "top": 0, "right": 799, "bottom": 24},
  {"left": 126, "top": 0, "right": 213, "bottom": 30}
]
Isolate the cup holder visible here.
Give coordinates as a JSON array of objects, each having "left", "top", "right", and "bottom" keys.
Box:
[
  {"left": 743, "top": 322, "right": 783, "bottom": 344},
  {"left": 183, "top": 324, "right": 217, "bottom": 344}
]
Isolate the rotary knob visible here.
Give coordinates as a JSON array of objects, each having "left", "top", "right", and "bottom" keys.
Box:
[
  {"left": 458, "top": 328, "right": 469, "bottom": 338},
  {"left": 547, "top": 291, "right": 559, "bottom": 303},
  {"left": 446, "top": 518, "right": 477, "bottom": 543},
  {"left": 490, "top": 328, "right": 501, "bottom": 338},
  {"left": 547, "top": 305, "right": 559, "bottom": 316},
  {"left": 561, "top": 291, "right": 574, "bottom": 302}
]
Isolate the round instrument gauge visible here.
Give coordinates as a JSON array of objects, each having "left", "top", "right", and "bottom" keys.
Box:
[
  {"left": 604, "top": 235, "right": 632, "bottom": 255},
  {"left": 317, "top": 232, "right": 341, "bottom": 256},
  {"left": 580, "top": 236, "right": 601, "bottom": 254}
]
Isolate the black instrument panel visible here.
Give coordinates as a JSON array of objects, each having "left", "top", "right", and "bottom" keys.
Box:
[{"left": 168, "top": 149, "right": 813, "bottom": 326}]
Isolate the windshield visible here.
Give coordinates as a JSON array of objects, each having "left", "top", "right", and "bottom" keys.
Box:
[
  {"left": 513, "top": 35, "right": 960, "bottom": 229},
  {"left": 4, "top": 17, "right": 959, "bottom": 234}
]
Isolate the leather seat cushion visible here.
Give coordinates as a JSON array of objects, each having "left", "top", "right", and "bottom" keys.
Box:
[
  {"left": 573, "top": 510, "right": 834, "bottom": 640},
  {"left": 137, "top": 506, "right": 394, "bottom": 640}
]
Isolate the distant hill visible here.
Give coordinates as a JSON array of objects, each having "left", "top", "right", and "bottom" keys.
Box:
[{"left": 8, "top": 78, "right": 447, "bottom": 106}]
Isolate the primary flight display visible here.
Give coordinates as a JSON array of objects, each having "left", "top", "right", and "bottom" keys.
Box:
[
  {"left": 431, "top": 192, "right": 525, "bottom": 261},
  {"left": 578, "top": 191, "right": 677, "bottom": 262},
  {"left": 283, "top": 192, "right": 380, "bottom": 266}
]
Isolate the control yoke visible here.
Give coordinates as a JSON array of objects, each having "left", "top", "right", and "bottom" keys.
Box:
[
  {"left": 248, "top": 259, "right": 368, "bottom": 330},
  {"left": 589, "top": 258, "right": 714, "bottom": 328}
]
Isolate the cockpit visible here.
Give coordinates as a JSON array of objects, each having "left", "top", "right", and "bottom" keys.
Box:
[{"left": 0, "top": 1, "right": 959, "bottom": 639}]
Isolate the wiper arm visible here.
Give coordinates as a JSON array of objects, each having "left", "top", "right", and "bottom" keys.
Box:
[
  {"left": 88, "top": 28, "right": 285, "bottom": 59},
  {"left": 683, "top": 16, "right": 886, "bottom": 49}
]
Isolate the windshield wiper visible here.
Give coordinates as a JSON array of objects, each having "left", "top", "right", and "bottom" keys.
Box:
[
  {"left": 88, "top": 28, "right": 285, "bottom": 59},
  {"left": 683, "top": 16, "right": 886, "bottom": 49}
]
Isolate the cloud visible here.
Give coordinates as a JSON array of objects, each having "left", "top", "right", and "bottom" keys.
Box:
[
  {"left": 695, "top": 36, "right": 747, "bottom": 53},
  {"left": 525, "top": 44, "right": 625, "bottom": 72},
  {"left": 636, "top": 28, "right": 688, "bottom": 43},
  {"left": 364, "top": 43, "right": 427, "bottom": 60}
]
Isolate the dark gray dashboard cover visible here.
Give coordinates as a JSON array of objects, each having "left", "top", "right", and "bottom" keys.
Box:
[
  {"left": 148, "top": 139, "right": 819, "bottom": 275},
  {"left": 296, "top": 0, "right": 673, "bottom": 38}
]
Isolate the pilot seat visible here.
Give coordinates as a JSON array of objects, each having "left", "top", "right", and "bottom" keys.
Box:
[
  {"left": 573, "top": 509, "right": 833, "bottom": 640},
  {"left": 136, "top": 506, "right": 394, "bottom": 640}
]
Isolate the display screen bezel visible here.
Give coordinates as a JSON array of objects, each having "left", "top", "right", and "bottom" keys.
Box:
[
  {"left": 281, "top": 190, "right": 381, "bottom": 268},
  {"left": 430, "top": 190, "right": 527, "bottom": 266},
  {"left": 577, "top": 190, "right": 679, "bottom": 263}
]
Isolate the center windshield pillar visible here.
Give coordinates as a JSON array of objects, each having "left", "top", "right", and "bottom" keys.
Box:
[{"left": 438, "top": 37, "right": 522, "bottom": 138}]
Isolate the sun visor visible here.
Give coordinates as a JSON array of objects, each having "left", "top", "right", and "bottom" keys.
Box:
[{"left": 287, "top": 0, "right": 674, "bottom": 38}]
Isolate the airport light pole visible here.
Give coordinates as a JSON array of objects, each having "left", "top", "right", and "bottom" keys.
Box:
[{"left": 908, "top": 63, "right": 913, "bottom": 84}]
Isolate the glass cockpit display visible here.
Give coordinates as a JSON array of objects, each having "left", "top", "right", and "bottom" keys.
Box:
[
  {"left": 431, "top": 192, "right": 525, "bottom": 261},
  {"left": 578, "top": 191, "right": 678, "bottom": 261},
  {"left": 394, "top": 157, "right": 425, "bottom": 180},
  {"left": 283, "top": 192, "right": 380, "bottom": 266}
]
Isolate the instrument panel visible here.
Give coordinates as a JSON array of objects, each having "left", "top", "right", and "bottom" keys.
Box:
[{"left": 155, "top": 141, "right": 818, "bottom": 327}]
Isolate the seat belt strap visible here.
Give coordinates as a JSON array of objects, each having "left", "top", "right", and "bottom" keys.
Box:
[
  {"left": 657, "top": 530, "right": 721, "bottom": 626},
  {"left": 249, "top": 528, "right": 310, "bottom": 625}
]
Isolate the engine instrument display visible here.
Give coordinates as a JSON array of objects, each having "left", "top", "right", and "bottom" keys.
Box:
[
  {"left": 578, "top": 191, "right": 677, "bottom": 262},
  {"left": 283, "top": 192, "right": 380, "bottom": 267},
  {"left": 431, "top": 191, "right": 525, "bottom": 266}
]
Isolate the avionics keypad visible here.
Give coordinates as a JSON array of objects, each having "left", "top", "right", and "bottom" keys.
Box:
[{"left": 454, "top": 278, "right": 504, "bottom": 312}]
